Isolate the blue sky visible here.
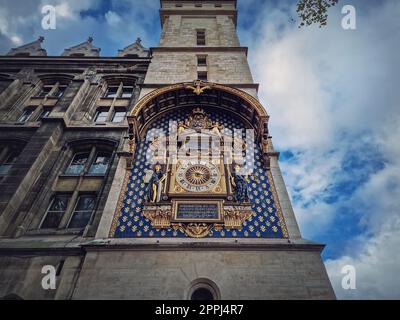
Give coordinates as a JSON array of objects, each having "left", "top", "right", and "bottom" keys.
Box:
[{"left": 0, "top": 0, "right": 399, "bottom": 299}]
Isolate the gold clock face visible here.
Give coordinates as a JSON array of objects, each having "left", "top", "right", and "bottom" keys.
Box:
[{"left": 176, "top": 160, "right": 220, "bottom": 192}]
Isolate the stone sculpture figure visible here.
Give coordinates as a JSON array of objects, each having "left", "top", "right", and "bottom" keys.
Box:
[
  {"left": 230, "top": 164, "right": 250, "bottom": 203},
  {"left": 146, "top": 164, "right": 166, "bottom": 203}
]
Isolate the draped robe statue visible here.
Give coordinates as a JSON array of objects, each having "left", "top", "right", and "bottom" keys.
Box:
[
  {"left": 146, "top": 164, "right": 166, "bottom": 203},
  {"left": 231, "top": 165, "right": 250, "bottom": 203}
]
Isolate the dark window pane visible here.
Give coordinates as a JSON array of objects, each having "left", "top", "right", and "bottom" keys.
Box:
[
  {"left": 112, "top": 110, "right": 127, "bottom": 123},
  {"left": 75, "top": 195, "right": 95, "bottom": 211},
  {"left": 198, "top": 72, "right": 208, "bottom": 81},
  {"left": 41, "top": 195, "right": 69, "bottom": 229},
  {"left": 17, "top": 109, "right": 34, "bottom": 123},
  {"left": 104, "top": 87, "right": 119, "bottom": 98},
  {"left": 89, "top": 152, "right": 111, "bottom": 174},
  {"left": 49, "top": 195, "right": 69, "bottom": 211},
  {"left": 38, "top": 86, "right": 52, "bottom": 97},
  {"left": 197, "top": 56, "right": 207, "bottom": 66},
  {"left": 4, "top": 150, "right": 19, "bottom": 165},
  {"left": 121, "top": 87, "right": 133, "bottom": 98},
  {"left": 197, "top": 30, "right": 206, "bottom": 45},
  {"left": 68, "top": 195, "right": 95, "bottom": 229},
  {"left": 65, "top": 152, "right": 89, "bottom": 175},
  {"left": 39, "top": 109, "right": 51, "bottom": 120},
  {"left": 95, "top": 110, "right": 109, "bottom": 123},
  {"left": 53, "top": 86, "right": 66, "bottom": 98}
]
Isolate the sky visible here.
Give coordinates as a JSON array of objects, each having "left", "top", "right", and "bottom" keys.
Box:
[{"left": 0, "top": 0, "right": 399, "bottom": 299}]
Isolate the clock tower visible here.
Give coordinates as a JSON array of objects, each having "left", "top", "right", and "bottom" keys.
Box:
[{"left": 74, "top": 0, "right": 336, "bottom": 299}]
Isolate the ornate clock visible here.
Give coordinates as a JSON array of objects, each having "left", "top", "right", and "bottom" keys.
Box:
[{"left": 176, "top": 160, "right": 220, "bottom": 193}]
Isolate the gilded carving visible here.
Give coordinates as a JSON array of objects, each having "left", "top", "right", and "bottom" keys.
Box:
[
  {"left": 142, "top": 205, "right": 172, "bottom": 229},
  {"left": 223, "top": 205, "right": 253, "bottom": 230}
]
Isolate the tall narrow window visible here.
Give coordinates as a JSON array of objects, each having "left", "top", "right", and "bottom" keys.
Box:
[
  {"left": 112, "top": 108, "right": 127, "bottom": 123},
  {"left": 94, "top": 108, "right": 109, "bottom": 123},
  {"left": 68, "top": 195, "right": 96, "bottom": 229},
  {"left": 0, "top": 150, "right": 20, "bottom": 175},
  {"left": 65, "top": 152, "right": 90, "bottom": 175},
  {"left": 89, "top": 152, "right": 111, "bottom": 174},
  {"left": 197, "top": 30, "right": 206, "bottom": 46},
  {"left": 17, "top": 108, "right": 35, "bottom": 123},
  {"left": 41, "top": 194, "right": 70, "bottom": 229}
]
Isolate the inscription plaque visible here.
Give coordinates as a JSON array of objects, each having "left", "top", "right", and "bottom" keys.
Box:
[{"left": 175, "top": 202, "right": 221, "bottom": 221}]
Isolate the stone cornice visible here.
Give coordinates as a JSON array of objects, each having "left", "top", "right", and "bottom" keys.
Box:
[
  {"left": 160, "top": 9, "right": 238, "bottom": 27},
  {"left": 0, "top": 237, "right": 325, "bottom": 254}
]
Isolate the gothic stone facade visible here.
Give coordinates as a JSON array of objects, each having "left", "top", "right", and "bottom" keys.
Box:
[{"left": 0, "top": 37, "right": 150, "bottom": 299}]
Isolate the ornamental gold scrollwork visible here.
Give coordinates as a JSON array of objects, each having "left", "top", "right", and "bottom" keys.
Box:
[
  {"left": 172, "top": 223, "right": 213, "bottom": 238},
  {"left": 142, "top": 205, "right": 172, "bottom": 229}
]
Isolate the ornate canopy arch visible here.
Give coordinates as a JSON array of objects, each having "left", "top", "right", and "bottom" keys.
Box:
[{"left": 127, "top": 81, "right": 270, "bottom": 141}]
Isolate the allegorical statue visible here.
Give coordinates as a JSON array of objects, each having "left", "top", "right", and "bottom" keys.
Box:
[
  {"left": 145, "top": 164, "right": 167, "bottom": 203},
  {"left": 230, "top": 164, "right": 250, "bottom": 203}
]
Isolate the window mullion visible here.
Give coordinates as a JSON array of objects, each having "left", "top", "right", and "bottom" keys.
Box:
[
  {"left": 48, "top": 82, "right": 60, "bottom": 97},
  {"left": 85, "top": 146, "right": 97, "bottom": 173},
  {"left": 58, "top": 192, "right": 78, "bottom": 229}
]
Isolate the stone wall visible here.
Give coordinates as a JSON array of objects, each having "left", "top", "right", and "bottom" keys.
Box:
[
  {"left": 160, "top": 16, "right": 239, "bottom": 47},
  {"left": 73, "top": 247, "right": 335, "bottom": 300}
]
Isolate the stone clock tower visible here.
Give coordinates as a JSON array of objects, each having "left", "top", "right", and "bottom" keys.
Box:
[{"left": 73, "top": 0, "right": 336, "bottom": 299}]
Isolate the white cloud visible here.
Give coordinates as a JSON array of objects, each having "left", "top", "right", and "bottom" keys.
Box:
[
  {"left": 105, "top": 11, "right": 122, "bottom": 27},
  {"left": 247, "top": 0, "right": 400, "bottom": 299},
  {"left": 326, "top": 217, "right": 400, "bottom": 299}
]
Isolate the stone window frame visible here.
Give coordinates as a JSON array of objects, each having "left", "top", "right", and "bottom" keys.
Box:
[
  {"left": 103, "top": 82, "right": 134, "bottom": 100},
  {"left": 37, "top": 141, "right": 116, "bottom": 233},
  {"left": 17, "top": 76, "right": 72, "bottom": 124},
  {"left": 64, "top": 145, "right": 113, "bottom": 177},
  {"left": 27, "top": 138, "right": 119, "bottom": 237},
  {"left": 94, "top": 78, "right": 136, "bottom": 124}
]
